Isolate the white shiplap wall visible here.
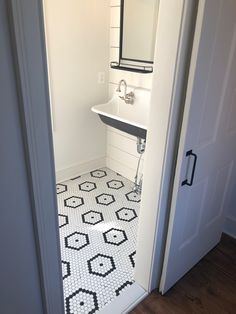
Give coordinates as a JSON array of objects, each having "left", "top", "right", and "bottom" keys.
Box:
[{"left": 108, "top": 0, "right": 153, "bottom": 181}]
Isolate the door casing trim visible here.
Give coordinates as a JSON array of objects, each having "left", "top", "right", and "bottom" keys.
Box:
[
  {"left": 9, "top": 1, "right": 64, "bottom": 313},
  {"left": 9, "top": 0, "right": 197, "bottom": 312}
]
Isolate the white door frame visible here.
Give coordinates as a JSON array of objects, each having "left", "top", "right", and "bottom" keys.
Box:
[
  {"left": 8, "top": 0, "right": 64, "bottom": 313},
  {"left": 9, "top": 0, "right": 198, "bottom": 312},
  {"left": 135, "top": 0, "right": 198, "bottom": 291}
]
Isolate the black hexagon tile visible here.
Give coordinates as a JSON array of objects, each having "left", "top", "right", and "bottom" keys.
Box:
[
  {"left": 58, "top": 214, "right": 69, "bottom": 228},
  {"left": 106, "top": 180, "right": 124, "bottom": 190},
  {"left": 115, "top": 281, "right": 134, "bottom": 296},
  {"left": 103, "top": 228, "right": 128, "bottom": 246},
  {"left": 129, "top": 251, "right": 136, "bottom": 268},
  {"left": 115, "top": 207, "right": 137, "bottom": 222},
  {"left": 79, "top": 181, "right": 97, "bottom": 192},
  {"left": 88, "top": 254, "right": 116, "bottom": 277},
  {"left": 82, "top": 210, "right": 104, "bottom": 225},
  {"left": 95, "top": 193, "right": 115, "bottom": 206},
  {"left": 64, "top": 196, "right": 84, "bottom": 208},
  {"left": 90, "top": 169, "right": 107, "bottom": 178},
  {"left": 57, "top": 168, "right": 140, "bottom": 313},
  {"left": 65, "top": 288, "right": 98, "bottom": 314},
  {"left": 56, "top": 183, "right": 67, "bottom": 194},
  {"left": 65, "top": 232, "right": 89, "bottom": 251},
  {"left": 62, "top": 260, "right": 71, "bottom": 280},
  {"left": 125, "top": 191, "right": 141, "bottom": 203}
]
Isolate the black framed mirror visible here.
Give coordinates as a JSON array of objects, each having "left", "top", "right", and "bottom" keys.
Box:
[{"left": 110, "top": 0, "right": 159, "bottom": 74}]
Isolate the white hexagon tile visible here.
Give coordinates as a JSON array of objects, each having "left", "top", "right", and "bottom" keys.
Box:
[{"left": 56, "top": 168, "right": 140, "bottom": 314}]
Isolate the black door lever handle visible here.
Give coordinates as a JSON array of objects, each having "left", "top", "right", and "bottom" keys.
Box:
[{"left": 181, "top": 150, "right": 198, "bottom": 186}]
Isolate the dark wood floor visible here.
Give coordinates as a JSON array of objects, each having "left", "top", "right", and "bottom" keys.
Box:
[{"left": 131, "top": 234, "right": 236, "bottom": 314}]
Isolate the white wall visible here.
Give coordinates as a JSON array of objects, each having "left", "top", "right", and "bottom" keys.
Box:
[
  {"left": 108, "top": 0, "right": 155, "bottom": 181},
  {"left": 43, "top": 0, "right": 110, "bottom": 182}
]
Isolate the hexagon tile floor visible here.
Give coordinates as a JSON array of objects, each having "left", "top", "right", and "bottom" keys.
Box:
[{"left": 57, "top": 168, "right": 140, "bottom": 314}]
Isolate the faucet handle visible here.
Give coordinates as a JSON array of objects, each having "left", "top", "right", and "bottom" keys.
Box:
[
  {"left": 126, "top": 91, "right": 134, "bottom": 97},
  {"left": 119, "top": 96, "right": 125, "bottom": 101},
  {"left": 125, "top": 91, "right": 135, "bottom": 104}
]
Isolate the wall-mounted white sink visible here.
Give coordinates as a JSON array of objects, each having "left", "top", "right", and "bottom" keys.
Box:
[{"left": 91, "top": 88, "right": 150, "bottom": 139}]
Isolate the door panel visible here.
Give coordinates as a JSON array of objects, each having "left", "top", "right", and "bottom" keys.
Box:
[
  {"left": 180, "top": 179, "right": 207, "bottom": 245},
  {"left": 160, "top": 0, "right": 236, "bottom": 293},
  {"left": 0, "top": 1, "right": 44, "bottom": 312},
  {"left": 204, "top": 163, "right": 233, "bottom": 226}
]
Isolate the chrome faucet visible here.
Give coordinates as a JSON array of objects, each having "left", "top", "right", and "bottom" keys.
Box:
[
  {"left": 116, "top": 80, "right": 135, "bottom": 104},
  {"left": 116, "top": 79, "right": 127, "bottom": 96}
]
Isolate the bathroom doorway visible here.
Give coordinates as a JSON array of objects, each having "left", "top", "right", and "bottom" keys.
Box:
[
  {"left": 41, "top": 0, "right": 195, "bottom": 312},
  {"left": 42, "top": 0, "right": 154, "bottom": 312},
  {"left": 6, "top": 0, "right": 236, "bottom": 313},
  {"left": 8, "top": 0, "right": 197, "bottom": 313}
]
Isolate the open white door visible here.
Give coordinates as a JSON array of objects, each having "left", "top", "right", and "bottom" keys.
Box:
[{"left": 160, "top": 0, "right": 236, "bottom": 293}]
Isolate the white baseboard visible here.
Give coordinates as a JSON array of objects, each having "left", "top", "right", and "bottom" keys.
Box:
[
  {"left": 99, "top": 283, "right": 147, "bottom": 314},
  {"left": 224, "top": 215, "right": 236, "bottom": 239},
  {"left": 56, "top": 157, "right": 106, "bottom": 183},
  {"left": 106, "top": 157, "right": 136, "bottom": 182}
]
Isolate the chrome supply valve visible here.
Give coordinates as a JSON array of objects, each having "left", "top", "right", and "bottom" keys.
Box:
[
  {"left": 133, "top": 137, "right": 146, "bottom": 194},
  {"left": 137, "top": 137, "right": 146, "bottom": 154}
]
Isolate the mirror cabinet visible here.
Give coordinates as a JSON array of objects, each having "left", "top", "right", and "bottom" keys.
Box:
[{"left": 110, "top": 0, "right": 159, "bottom": 73}]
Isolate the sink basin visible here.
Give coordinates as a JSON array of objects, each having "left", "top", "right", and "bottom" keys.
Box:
[{"left": 91, "top": 88, "right": 150, "bottom": 139}]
